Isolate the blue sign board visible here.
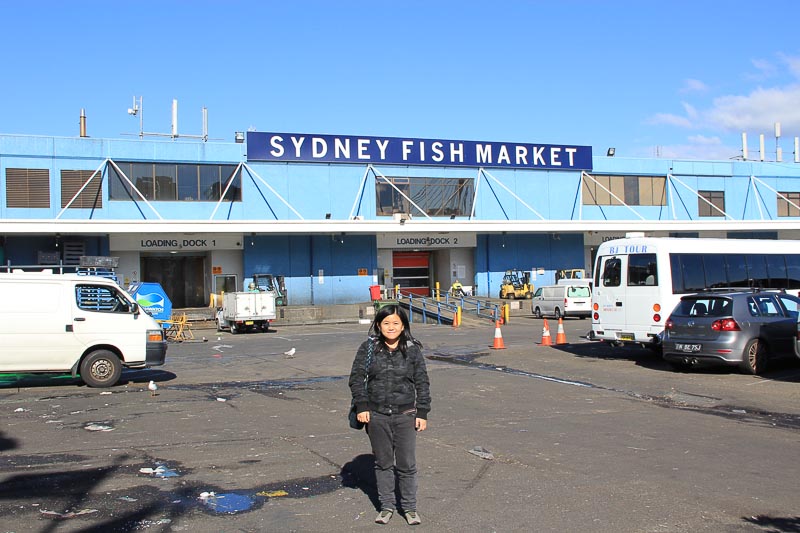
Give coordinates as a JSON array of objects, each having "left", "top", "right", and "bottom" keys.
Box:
[
  {"left": 247, "top": 132, "right": 592, "bottom": 171},
  {"left": 127, "top": 282, "right": 172, "bottom": 322}
]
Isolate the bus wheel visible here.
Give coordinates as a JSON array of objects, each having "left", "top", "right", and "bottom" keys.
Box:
[
  {"left": 80, "top": 350, "right": 122, "bottom": 388},
  {"left": 740, "top": 339, "right": 767, "bottom": 375}
]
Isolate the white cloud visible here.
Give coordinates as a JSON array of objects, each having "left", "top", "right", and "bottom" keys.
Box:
[
  {"left": 648, "top": 112, "right": 693, "bottom": 128},
  {"left": 682, "top": 102, "right": 698, "bottom": 120},
  {"left": 680, "top": 79, "right": 708, "bottom": 93},
  {"left": 704, "top": 85, "right": 800, "bottom": 131},
  {"left": 748, "top": 58, "right": 777, "bottom": 81},
  {"left": 778, "top": 53, "right": 800, "bottom": 79}
]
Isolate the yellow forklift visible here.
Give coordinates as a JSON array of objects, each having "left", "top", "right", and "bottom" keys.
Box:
[{"left": 499, "top": 270, "right": 532, "bottom": 299}]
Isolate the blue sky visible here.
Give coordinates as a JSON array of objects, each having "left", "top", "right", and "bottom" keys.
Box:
[{"left": 2, "top": 1, "right": 800, "bottom": 161}]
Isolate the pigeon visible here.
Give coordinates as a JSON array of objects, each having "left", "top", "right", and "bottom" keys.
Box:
[
  {"left": 284, "top": 347, "right": 296, "bottom": 358},
  {"left": 148, "top": 380, "right": 158, "bottom": 396}
]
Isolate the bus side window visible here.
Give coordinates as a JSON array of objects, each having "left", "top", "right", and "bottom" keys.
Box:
[
  {"left": 602, "top": 258, "right": 621, "bottom": 287},
  {"left": 627, "top": 253, "right": 657, "bottom": 286}
]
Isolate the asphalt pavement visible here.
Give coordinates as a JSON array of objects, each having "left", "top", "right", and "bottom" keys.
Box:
[{"left": 1, "top": 316, "right": 799, "bottom": 532}]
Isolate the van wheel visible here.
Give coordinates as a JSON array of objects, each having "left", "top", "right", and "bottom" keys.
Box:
[
  {"left": 554, "top": 308, "right": 562, "bottom": 319},
  {"left": 533, "top": 307, "right": 542, "bottom": 319},
  {"left": 740, "top": 339, "right": 767, "bottom": 375},
  {"left": 80, "top": 350, "right": 122, "bottom": 388}
]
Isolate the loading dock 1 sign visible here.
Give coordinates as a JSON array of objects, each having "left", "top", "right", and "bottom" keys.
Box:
[
  {"left": 110, "top": 234, "right": 244, "bottom": 251},
  {"left": 377, "top": 233, "right": 476, "bottom": 249}
]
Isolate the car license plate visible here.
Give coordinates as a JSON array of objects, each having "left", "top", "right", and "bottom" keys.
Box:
[
  {"left": 676, "top": 343, "right": 701, "bottom": 352},
  {"left": 245, "top": 321, "right": 254, "bottom": 325},
  {"left": 619, "top": 333, "right": 634, "bottom": 341}
]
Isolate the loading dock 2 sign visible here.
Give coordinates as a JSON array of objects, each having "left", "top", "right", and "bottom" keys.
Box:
[{"left": 377, "top": 233, "right": 476, "bottom": 249}]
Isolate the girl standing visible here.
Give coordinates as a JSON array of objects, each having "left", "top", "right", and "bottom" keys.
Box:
[{"left": 349, "top": 305, "right": 431, "bottom": 525}]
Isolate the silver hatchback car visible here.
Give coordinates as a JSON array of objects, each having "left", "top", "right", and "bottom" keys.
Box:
[{"left": 662, "top": 291, "right": 800, "bottom": 375}]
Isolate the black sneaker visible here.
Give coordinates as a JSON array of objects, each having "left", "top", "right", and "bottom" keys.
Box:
[
  {"left": 375, "top": 509, "right": 394, "bottom": 524},
  {"left": 404, "top": 511, "right": 421, "bottom": 525}
]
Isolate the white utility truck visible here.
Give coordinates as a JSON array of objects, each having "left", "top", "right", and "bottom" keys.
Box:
[
  {"left": 0, "top": 270, "right": 167, "bottom": 387},
  {"left": 215, "top": 290, "right": 277, "bottom": 334}
]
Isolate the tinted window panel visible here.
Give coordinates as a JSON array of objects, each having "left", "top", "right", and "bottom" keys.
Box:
[
  {"left": 669, "top": 254, "right": 682, "bottom": 293},
  {"left": 786, "top": 255, "right": 800, "bottom": 288},
  {"left": 679, "top": 254, "right": 706, "bottom": 292},
  {"left": 702, "top": 254, "right": 727, "bottom": 288},
  {"left": 745, "top": 255, "right": 769, "bottom": 289},
  {"left": 766, "top": 255, "right": 788, "bottom": 287},
  {"left": 726, "top": 254, "right": 749, "bottom": 287}
]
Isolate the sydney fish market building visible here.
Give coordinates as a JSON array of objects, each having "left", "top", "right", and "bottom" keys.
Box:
[{"left": 2, "top": 130, "right": 800, "bottom": 307}]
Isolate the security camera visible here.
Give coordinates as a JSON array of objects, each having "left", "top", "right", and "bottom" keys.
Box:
[{"left": 128, "top": 108, "right": 135, "bottom": 115}]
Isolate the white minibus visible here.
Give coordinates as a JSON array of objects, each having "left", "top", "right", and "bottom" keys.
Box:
[
  {"left": 0, "top": 270, "right": 167, "bottom": 387},
  {"left": 591, "top": 235, "right": 800, "bottom": 348}
]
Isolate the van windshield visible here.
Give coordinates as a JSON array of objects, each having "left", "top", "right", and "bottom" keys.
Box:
[{"left": 567, "top": 286, "right": 590, "bottom": 297}]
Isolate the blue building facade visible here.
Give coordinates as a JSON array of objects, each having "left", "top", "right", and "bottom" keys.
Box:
[{"left": 2, "top": 131, "right": 800, "bottom": 307}]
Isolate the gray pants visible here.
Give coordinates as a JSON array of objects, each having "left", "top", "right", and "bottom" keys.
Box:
[{"left": 367, "top": 411, "right": 418, "bottom": 512}]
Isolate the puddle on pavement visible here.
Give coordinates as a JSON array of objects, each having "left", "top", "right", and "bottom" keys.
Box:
[{"left": 198, "top": 492, "right": 254, "bottom": 513}]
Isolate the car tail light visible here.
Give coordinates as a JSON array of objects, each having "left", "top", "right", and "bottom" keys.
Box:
[
  {"left": 564, "top": 298, "right": 568, "bottom": 307},
  {"left": 665, "top": 318, "right": 674, "bottom": 330},
  {"left": 593, "top": 303, "right": 599, "bottom": 311},
  {"left": 593, "top": 312, "right": 599, "bottom": 320},
  {"left": 711, "top": 318, "right": 741, "bottom": 331},
  {"left": 653, "top": 303, "right": 661, "bottom": 312},
  {"left": 653, "top": 313, "right": 661, "bottom": 323}
]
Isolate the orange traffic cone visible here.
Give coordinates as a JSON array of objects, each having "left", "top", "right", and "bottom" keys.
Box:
[
  {"left": 490, "top": 322, "right": 506, "bottom": 350},
  {"left": 540, "top": 319, "right": 552, "bottom": 346},
  {"left": 555, "top": 317, "right": 567, "bottom": 345}
]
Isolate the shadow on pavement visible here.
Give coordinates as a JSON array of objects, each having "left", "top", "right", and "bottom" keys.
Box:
[{"left": 340, "top": 454, "right": 379, "bottom": 511}]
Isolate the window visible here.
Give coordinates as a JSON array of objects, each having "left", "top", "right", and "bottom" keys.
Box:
[
  {"left": 698, "top": 190, "right": 725, "bottom": 217},
  {"left": 75, "top": 285, "right": 132, "bottom": 313},
  {"left": 375, "top": 176, "right": 473, "bottom": 217},
  {"left": 567, "top": 286, "right": 591, "bottom": 297},
  {"left": 6, "top": 168, "right": 50, "bottom": 208},
  {"left": 602, "top": 257, "right": 622, "bottom": 287},
  {"left": 582, "top": 174, "right": 666, "bottom": 206},
  {"left": 669, "top": 253, "right": 800, "bottom": 293},
  {"left": 61, "top": 170, "right": 103, "bottom": 208},
  {"left": 628, "top": 253, "right": 657, "bottom": 286},
  {"left": 777, "top": 192, "right": 800, "bottom": 217},
  {"left": 109, "top": 162, "right": 241, "bottom": 202}
]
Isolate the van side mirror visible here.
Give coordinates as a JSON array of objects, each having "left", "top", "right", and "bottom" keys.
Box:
[{"left": 131, "top": 302, "right": 140, "bottom": 317}]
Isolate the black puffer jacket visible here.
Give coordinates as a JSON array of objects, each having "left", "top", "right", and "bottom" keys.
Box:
[{"left": 349, "top": 338, "right": 431, "bottom": 420}]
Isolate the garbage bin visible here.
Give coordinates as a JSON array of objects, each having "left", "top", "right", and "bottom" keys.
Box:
[{"left": 369, "top": 285, "right": 382, "bottom": 301}]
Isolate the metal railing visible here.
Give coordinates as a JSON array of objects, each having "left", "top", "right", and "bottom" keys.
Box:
[
  {"left": 1, "top": 261, "right": 120, "bottom": 283},
  {"left": 391, "top": 289, "right": 502, "bottom": 326}
]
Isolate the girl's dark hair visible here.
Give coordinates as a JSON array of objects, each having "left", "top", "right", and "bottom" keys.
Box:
[{"left": 370, "top": 304, "right": 422, "bottom": 354}]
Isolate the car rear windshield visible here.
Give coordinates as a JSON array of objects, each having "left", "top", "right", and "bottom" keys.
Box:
[
  {"left": 673, "top": 297, "right": 732, "bottom": 317},
  {"left": 567, "top": 286, "right": 591, "bottom": 297}
]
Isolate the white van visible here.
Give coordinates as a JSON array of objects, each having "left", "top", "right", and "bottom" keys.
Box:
[
  {"left": 531, "top": 284, "right": 592, "bottom": 319},
  {"left": 0, "top": 271, "right": 167, "bottom": 387}
]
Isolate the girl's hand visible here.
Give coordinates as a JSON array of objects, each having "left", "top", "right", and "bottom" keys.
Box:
[{"left": 415, "top": 418, "right": 427, "bottom": 432}]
